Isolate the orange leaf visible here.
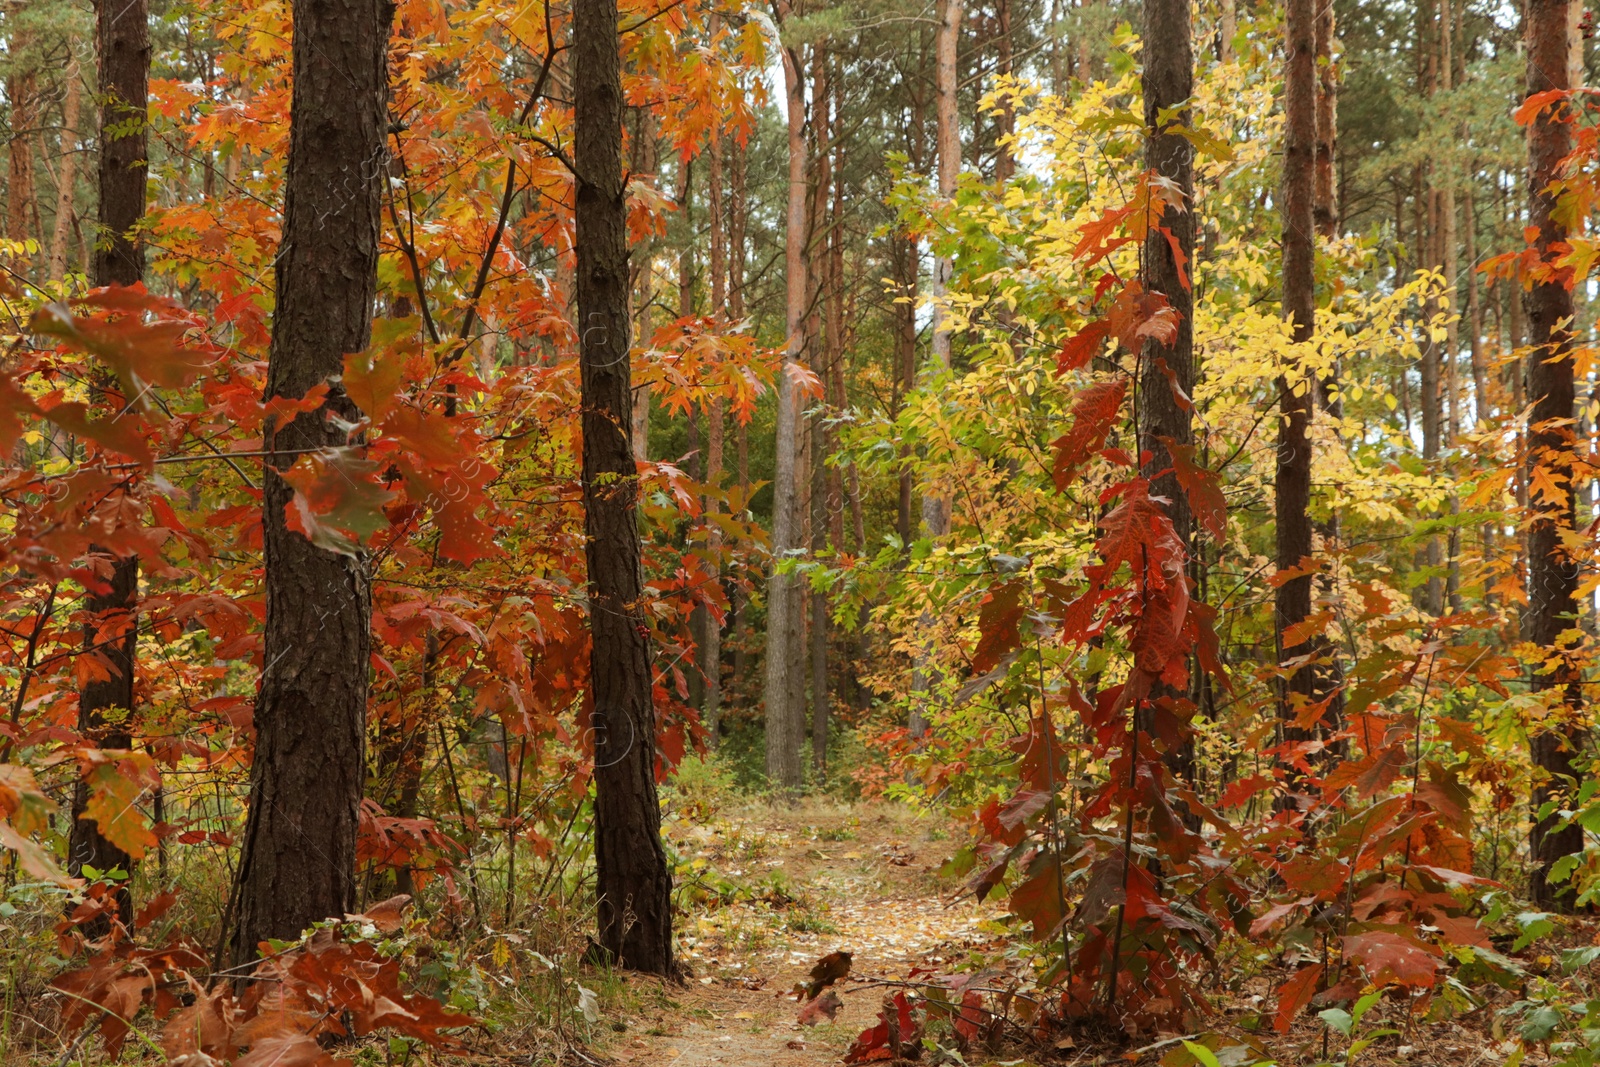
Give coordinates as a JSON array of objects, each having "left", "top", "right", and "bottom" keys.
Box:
[{"left": 1274, "top": 963, "right": 1324, "bottom": 1033}]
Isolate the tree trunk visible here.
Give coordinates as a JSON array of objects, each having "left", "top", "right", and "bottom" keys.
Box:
[
  {"left": 6, "top": 35, "right": 37, "bottom": 250},
  {"left": 1139, "top": 0, "right": 1196, "bottom": 792},
  {"left": 48, "top": 54, "right": 82, "bottom": 279},
  {"left": 809, "top": 50, "right": 833, "bottom": 774},
  {"left": 1523, "top": 0, "right": 1584, "bottom": 910},
  {"left": 1138, "top": 0, "right": 1195, "bottom": 555},
  {"left": 763, "top": 17, "right": 808, "bottom": 792},
  {"left": 729, "top": 126, "right": 749, "bottom": 686},
  {"left": 574, "top": 0, "right": 677, "bottom": 972},
  {"left": 703, "top": 110, "right": 725, "bottom": 750},
  {"left": 893, "top": 232, "right": 917, "bottom": 548},
  {"left": 66, "top": 0, "right": 151, "bottom": 937},
  {"left": 1276, "top": 0, "right": 1317, "bottom": 787},
  {"left": 995, "top": 0, "right": 1014, "bottom": 182},
  {"left": 1465, "top": 185, "right": 1488, "bottom": 425},
  {"left": 1313, "top": 0, "right": 1337, "bottom": 237},
  {"left": 911, "top": 0, "right": 961, "bottom": 740},
  {"left": 923, "top": 0, "right": 960, "bottom": 540},
  {"left": 229, "top": 0, "right": 388, "bottom": 964}
]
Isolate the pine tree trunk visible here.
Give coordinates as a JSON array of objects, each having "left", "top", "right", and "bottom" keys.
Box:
[
  {"left": 763, "top": 22, "right": 808, "bottom": 792},
  {"left": 229, "top": 0, "right": 388, "bottom": 964},
  {"left": 911, "top": 0, "right": 961, "bottom": 739},
  {"left": 703, "top": 108, "right": 725, "bottom": 750},
  {"left": 1276, "top": 0, "right": 1318, "bottom": 788},
  {"left": 1313, "top": 0, "right": 1337, "bottom": 237},
  {"left": 47, "top": 54, "right": 82, "bottom": 279},
  {"left": 995, "top": 0, "right": 1014, "bottom": 182},
  {"left": 5, "top": 32, "right": 37, "bottom": 250},
  {"left": 67, "top": 0, "right": 151, "bottom": 937},
  {"left": 1139, "top": 0, "right": 1196, "bottom": 793},
  {"left": 923, "top": 0, "right": 960, "bottom": 539},
  {"left": 574, "top": 0, "right": 677, "bottom": 971},
  {"left": 1523, "top": 0, "right": 1584, "bottom": 910},
  {"left": 893, "top": 233, "right": 917, "bottom": 547}
]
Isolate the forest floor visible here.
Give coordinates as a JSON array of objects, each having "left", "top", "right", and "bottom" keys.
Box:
[
  {"left": 594, "top": 798, "right": 1000, "bottom": 1067},
  {"left": 574, "top": 799, "right": 1579, "bottom": 1067}
]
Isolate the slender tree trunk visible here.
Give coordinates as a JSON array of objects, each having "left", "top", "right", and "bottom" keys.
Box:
[
  {"left": 703, "top": 113, "right": 726, "bottom": 750},
  {"left": 764, "top": 25, "right": 808, "bottom": 792},
  {"left": 1139, "top": 0, "right": 1197, "bottom": 797},
  {"left": 1523, "top": 0, "right": 1584, "bottom": 910},
  {"left": 1276, "top": 0, "right": 1318, "bottom": 790},
  {"left": 6, "top": 35, "right": 37, "bottom": 250},
  {"left": 1139, "top": 0, "right": 1195, "bottom": 557},
  {"left": 48, "top": 54, "right": 82, "bottom": 279},
  {"left": 1466, "top": 185, "right": 1488, "bottom": 424},
  {"left": 67, "top": 0, "right": 151, "bottom": 937},
  {"left": 893, "top": 233, "right": 917, "bottom": 547},
  {"left": 574, "top": 0, "right": 677, "bottom": 972},
  {"left": 995, "top": 0, "right": 1015, "bottom": 182},
  {"left": 910, "top": 0, "right": 961, "bottom": 739},
  {"left": 806, "top": 48, "right": 830, "bottom": 773},
  {"left": 628, "top": 113, "right": 658, "bottom": 462},
  {"left": 1218, "top": 0, "right": 1236, "bottom": 62},
  {"left": 1313, "top": 0, "right": 1337, "bottom": 237},
  {"left": 923, "top": 0, "right": 960, "bottom": 540},
  {"left": 727, "top": 120, "right": 749, "bottom": 686},
  {"left": 230, "top": 0, "right": 388, "bottom": 964}
]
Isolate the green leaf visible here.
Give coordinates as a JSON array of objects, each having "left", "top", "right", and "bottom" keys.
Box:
[
  {"left": 1563, "top": 947, "right": 1600, "bottom": 975},
  {"left": 1519, "top": 1006, "right": 1563, "bottom": 1042},
  {"left": 1318, "top": 1008, "right": 1354, "bottom": 1037},
  {"left": 1513, "top": 912, "right": 1555, "bottom": 952},
  {"left": 1181, "top": 1041, "right": 1224, "bottom": 1067}
]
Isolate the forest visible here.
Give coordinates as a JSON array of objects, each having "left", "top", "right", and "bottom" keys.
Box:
[{"left": 2, "top": 0, "right": 1600, "bottom": 1063}]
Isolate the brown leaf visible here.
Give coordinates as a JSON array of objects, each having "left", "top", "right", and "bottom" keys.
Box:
[
  {"left": 798, "top": 989, "right": 844, "bottom": 1026},
  {"left": 805, "top": 950, "right": 852, "bottom": 999},
  {"left": 346, "top": 893, "right": 412, "bottom": 934}
]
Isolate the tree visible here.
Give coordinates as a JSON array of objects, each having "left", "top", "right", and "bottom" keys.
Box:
[
  {"left": 67, "top": 0, "right": 150, "bottom": 934},
  {"left": 909, "top": 0, "right": 961, "bottom": 739},
  {"left": 1275, "top": 0, "right": 1317, "bottom": 786},
  {"left": 1137, "top": 0, "right": 1194, "bottom": 789},
  {"left": 228, "top": 0, "right": 390, "bottom": 963},
  {"left": 763, "top": 7, "right": 808, "bottom": 792},
  {"left": 1522, "top": 0, "right": 1583, "bottom": 910},
  {"left": 47, "top": 52, "right": 82, "bottom": 280},
  {"left": 576, "top": 0, "right": 677, "bottom": 973}
]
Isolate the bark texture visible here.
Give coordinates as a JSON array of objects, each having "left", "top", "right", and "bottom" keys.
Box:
[
  {"left": 575, "top": 0, "right": 677, "bottom": 973},
  {"left": 67, "top": 0, "right": 151, "bottom": 935},
  {"left": 763, "top": 28, "right": 808, "bottom": 792},
  {"left": 230, "top": 0, "right": 389, "bottom": 963},
  {"left": 1138, "top": 0, "right": 1195, "bottom": 554},
  {"left": 1523, "top": 0, "right": 1583, "bottom": 910},
  {"left": 48, "top": 55, "right": 82, "bottom": 279},
  {"left": 1275, "top": 0, "right": 1318, "bottom": 774}
]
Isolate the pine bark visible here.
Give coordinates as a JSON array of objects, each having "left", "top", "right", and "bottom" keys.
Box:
[
  {"left": 1138, "top": 0, "right": 1195, "bottom": 554},
  {"left": 1276, "top": 0, "right": 1318, "bottom": 777},
  {"left": 703, "top": 109, "right": 725, "bottom": 749},
  {"left": 48, "top": 55, "right": 82, "bottom": 279},
  {"left": 1523, "top": 0, "right": 1584, "bottom": 910},
  {"left": 1138, "top": 0, "right": 1196, "bottom": 791},
  {"left": 763, "top": 23, "right": 809, "bottom": 792},
  {"left": 573, "top": 0, "right": 677, "bottom": 972},
  {"left": 229, "top": 0, "right": 388, "bottom": 963},
  {"left": 5, "top": 33, "right": 37, "bottom": 248},
  {"left": 911, "top": 0, "right": 961, "bottom": 739},
  {"left": 67, "top": 0, "right": 151, "bottom": 936},
  {"left": 1313, "top": 0, "right": 1337, "bottom": 237}
]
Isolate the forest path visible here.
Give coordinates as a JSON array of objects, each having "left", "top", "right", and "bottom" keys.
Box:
[{"left": 603, "top": 799, "right": 1000, "bottom": 1066}]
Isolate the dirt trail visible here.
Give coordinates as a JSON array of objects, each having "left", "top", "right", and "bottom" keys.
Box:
[{"left": 604, "top": 801, "right": 999, "bottom": 1067}]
